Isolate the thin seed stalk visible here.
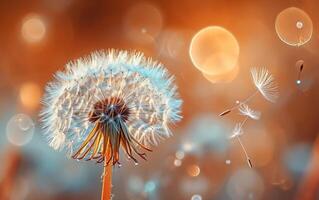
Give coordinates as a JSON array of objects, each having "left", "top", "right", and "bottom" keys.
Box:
[
  {"left": 220, "top": 90, "right": 259, "bottom": 117},
  {"left": 236, "top": 135, "right": 252, "bottom": 168}
]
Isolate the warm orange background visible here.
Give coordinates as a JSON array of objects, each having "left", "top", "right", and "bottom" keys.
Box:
[{"left": 1, "top": 0, "right": 319, "bottom": 199}]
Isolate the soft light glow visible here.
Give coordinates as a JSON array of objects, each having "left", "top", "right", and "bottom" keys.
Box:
[
  {"left": 6, "top": 114, "right": 35, "bottom": 146},
  {"left": 176, "top": 150, "right": 185, "bottom": 160},
  {"left": 182, "top": 142, "right": 195, "bottom": 152},
  {"left": 189, "top": 26, "right": 239, "bottom": 76},
  {"left": 191, "top": 194, "right": 202, "bottom": 200},
  {"left": 187, "top": 165, "right": 201, "bottom": 177},
  {"left": 275, "top": 7, "right": 313, "bottom": 46},
  {"left": 203, "top": 64, "right": 239, "bottom": 84},
  {"left": 123, "top": 3, "right": 163, "bottom": 44},
  {"left": 226, "top": 168, "right": 264, "bottom": 200},
  {"left": 21, "top": 14, "right": 46, "bottom": 43},
  {"left": 144, "top": 181, "right": 156, "bottom": 193},
  {"left": 174, "top": 159, "right": 182, "bottom": 167},
  {"left": 20, "top": 82, "right": 41, "bottom": 109}
]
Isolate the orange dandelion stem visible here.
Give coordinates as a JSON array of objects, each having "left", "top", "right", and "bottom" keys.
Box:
[{"left": 101, "top": 156, "right": 112, "bottom": 200}]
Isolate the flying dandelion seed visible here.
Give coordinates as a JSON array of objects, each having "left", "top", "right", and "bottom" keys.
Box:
[
  {"left": 219, "top": 67, "right": 278, "bottom": 116},
  {"left": 295, "top": 60, "right": 304, "bottom": 85},
  {"left": 229, "top": 121, "right": 252, "bottom": 168},
  {"left": 220, "top": 67, "right": 278, "bottom": 168},
  {"left": 40, "top": 49, "right": 182, "bottom": 200},
  {"left": 251, "top": 68, "right": 279, "bottom": 103},
  {"left": 238, "top": 104, "right": 261, "bottom": 120}
]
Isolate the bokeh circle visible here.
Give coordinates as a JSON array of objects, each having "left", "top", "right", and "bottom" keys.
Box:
[
  {"left": 275, "top": 7, "right": 313, "bottom": 47},
  {"left": 123, "top": 2, "right": 163, "bottom": 44},
  {"left": 6, "top": 114, "right": 35, "bottom": 146},
  {"left": 189, "top": 26, "right": 240, "bottom": 76},
  {"left": 203, "top": 64, "right": 239, "bottom": 83}
]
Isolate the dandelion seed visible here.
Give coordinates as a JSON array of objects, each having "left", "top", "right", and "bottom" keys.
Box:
[
  {"left": 247, "top": 158, "right": 253, "bottom": 168},
  {"left": 296, "top": 60, "right": 304, "bottom": 85},
  {"left": 229, "top": 123, "right": 244, "bottom": 139},
  {"left": 219, "top": 68, "right": 278, "bottom": 118},
  {"left": 220, "top": 67, "right": 277, "bottom": 169},
  {"left": 238, "top": 103, "right": 261, "bottom": 120},
  {"left": 229, "top": 118, "right": 252, "bottom": 168},
  {"left": 219, "top": 109, "right": 231, "bottom": 116},
  {"left": 40, "top": 49, "right": 182, "bottom": 199},
  {"left": 251, "top": 67, "right": 279, "bottom": 103}
]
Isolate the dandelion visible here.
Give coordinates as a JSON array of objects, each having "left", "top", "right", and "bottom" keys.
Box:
[{"left": 40, "top": 49, "right": 182, "bottom": 200}]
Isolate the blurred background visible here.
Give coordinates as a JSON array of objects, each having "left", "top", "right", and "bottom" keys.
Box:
[{"left": 1, "top": 0, "right": 319, "bottom": 199}]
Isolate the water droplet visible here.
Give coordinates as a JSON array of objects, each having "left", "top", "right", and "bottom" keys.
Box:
[
  {"left": 134, "top": 162, "right": 139, "bottom": 166},
  {"left": 226, "top": 159, "right": 231, "bottom": 165},
  {"left": 296, "top": 80, "right": 301, "bottom": 85}
]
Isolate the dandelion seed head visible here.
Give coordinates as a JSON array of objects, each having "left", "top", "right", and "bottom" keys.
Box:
[
  {"left": 238, "top": 103, "right": 261, "bottom": 120},
  {"left": 251, "top": 67, "right": 279, "bottom": 103},
  {"left": 229, "top": 123, "right": 243, "bottom": 139},
  {"left": 40, "top": 49, "right": 182, "bottom": 165}
]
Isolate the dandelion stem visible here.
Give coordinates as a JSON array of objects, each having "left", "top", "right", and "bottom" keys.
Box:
[
  {"left": 220, "top": 90, "right": 259, "bottom": 116},
  {"left": 243, "top": 90, "right": 259, "bottom": 105},
  {"left": 101, "top": 157, "right": 112, "bottom": 200},
  {"left": 236, "top": 116, "right": 252, "bottom": 168},
  {"left": 236, "top": 136, "right": 252, "bottom": 168}
]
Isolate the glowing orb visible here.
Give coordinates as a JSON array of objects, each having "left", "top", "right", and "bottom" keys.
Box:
[
  {"left": 175, "top": 150, "right": 185, "bottom": 159},
  {"left": 191, "top": 194, "right": 202, "bottom": 200},
  {"left": 124, "top": 3, "right": 163, "bottom": 44},
  {"left": 226, "top": 169, "right": 264, "bottom": 200},
  {"left": 19, "top": 82, "right": 41, "bottom": 110},
  {"left": 203, "top": 65, "right": 239, "bottom": 84},
  {"left": 174, "top": 159, "right": 182, "bottom": 167},
  {"left": 187, "top": 165, "right": 201, "bottom": 177},
  {"left": 6, "top": 114, "right": 35, "bottom": 146},
  {"left": 275, "top": 7, "right": 313, "bottom": 47},
  {"left": 189, "top": 26, "right": 239, "bottom": 75},
  {"left": 296, "top": 80, "right": 301, "bottom": 85},
  {"left": 21, "top": 14, "right": 46, "bottom": 43}
]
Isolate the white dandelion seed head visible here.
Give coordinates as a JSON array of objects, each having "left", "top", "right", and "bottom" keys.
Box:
[
  {"left": 229, "top": 123, "right": 244, "bottom": 139},
  {"left": 40, "top": 49, "right": 182, "bottom": 161},
  {"left": 251, "top": 67, "right": 279, "bottom": 103},
  {"left": 238, "top": 103, "right": 261, "bottom": 120}
]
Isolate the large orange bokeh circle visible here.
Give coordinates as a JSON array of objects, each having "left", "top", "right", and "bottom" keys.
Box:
[
  {"left": 203, "top": 64, "right": 239, "bottom": 84},
  {"left": 189, "top": 26, "right": 240, "bottom": 75}
]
